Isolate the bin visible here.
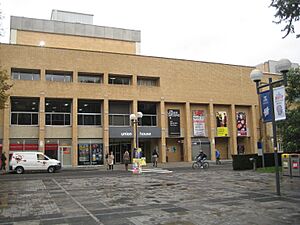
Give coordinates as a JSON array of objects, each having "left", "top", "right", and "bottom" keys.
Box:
[
  {"left": 290, "top": 154, "right": 300, "bottom": 177},
  {"left": 282, "top": 154, "right": 291, "bottom": 176}
]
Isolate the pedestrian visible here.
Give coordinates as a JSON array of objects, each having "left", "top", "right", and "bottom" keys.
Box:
[
  {"left": 108, "top": 152, "right": 114, "bottom": 170},
  {"left": 152, "top": 149, "right": 159, "bottom": 167},
  {"left": 123, "top": 150, "right": 130, "bottom": 171},
  {"left": 105, "top": 153, "right": 109, "bottom": 170},
  {"left": 215, "top": 149, "right": 221, "bottom": 165},
  {"left": 1, "top": 152, "right": 7, "bottom": 171}
]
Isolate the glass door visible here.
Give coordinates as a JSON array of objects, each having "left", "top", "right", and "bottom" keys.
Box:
[{"left": 58, "top": 146, "right": 72, "bottom": 167}]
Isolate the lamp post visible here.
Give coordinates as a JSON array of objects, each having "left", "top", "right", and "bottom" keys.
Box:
[
  {"left": 130, "top": 112, "right": 143, "bottom": 158},
  {"left": 250, "top": 59, "right": 291, "bottom": 196}
]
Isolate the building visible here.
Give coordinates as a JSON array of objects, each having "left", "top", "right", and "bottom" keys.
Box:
[{"left": 1, "top": 10, "right": 266, "bottom": 167}]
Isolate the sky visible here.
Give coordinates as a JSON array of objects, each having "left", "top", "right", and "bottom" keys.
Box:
[{"left": 0, "top": 0, "right": 299, "bottom": 67}]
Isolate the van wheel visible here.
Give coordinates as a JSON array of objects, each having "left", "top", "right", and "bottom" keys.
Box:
[
  {"left": 48, "top": 166, "right": 55, "bottom": 173},
  {"left": 16, "top": 166, "right": 24, "bottom": 174}
]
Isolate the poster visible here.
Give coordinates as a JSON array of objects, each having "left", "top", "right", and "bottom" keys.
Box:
[
  {"left": 216, "top": 111, "right": 228, "bottom": 136},
  {"left": 192, "top": 110, "right": 206, "bottom": 136},
  {"left": 78, "top": 144, "right": 90, "bottom": 165},
  {"left": 236, "top": 112, "right": 247, "bottom": 136},
  {"left": 273, "top": 86, "right": 286, "bottom": 121},
  {"left": 260, "top": 90, "right": 273, "bottom": 122},
  {"left": 168, "top": 109, "right": 180, "bottom": 136}
]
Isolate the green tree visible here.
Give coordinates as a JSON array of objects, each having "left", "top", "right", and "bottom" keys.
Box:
[
  {"left": 270, "top": 0, "right": 300, "bottom": 38},
  {"left": 0, "top": 68, "right": 12, "bottom": 109},
  {"left": 278, "top": 68, "right": 300, "bottom": 152}
]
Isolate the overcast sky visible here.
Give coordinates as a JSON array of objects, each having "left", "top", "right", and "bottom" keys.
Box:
[{"left": 1, "top": 0, "right": 299, "bottom": 67}]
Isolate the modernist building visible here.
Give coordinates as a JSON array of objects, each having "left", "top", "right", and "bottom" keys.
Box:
[{"left": 0, "top": 10, "right": 272, "bottom": 167}]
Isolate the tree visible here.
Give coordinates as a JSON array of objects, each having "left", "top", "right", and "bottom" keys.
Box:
[
  {"left": 278, "top": 68, "right": 300, "bottom": 152},
  {"left": 0, "top": 68, "right": 12, "bottom": 109},
  {"left": 270, "top": 0, "right": 300, "bottom": 38}
]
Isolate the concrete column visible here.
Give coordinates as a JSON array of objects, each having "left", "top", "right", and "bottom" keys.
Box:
[
  {"left": 2, "top": 99, "right": 10, "bottom": 170},
  {"left": 251, "top": 105, "right": 258, "bottom": 154},
  {"left": 72, "top": 98, "right": 78, "bottom": 167},
  {"left": 230, "top": 104, "right": 238, "bottom": 155},
  {"left": 208, "top": 103, "right": 216, "bottom": 160},
  {"left": 39, "top": 93, "right": 45, "bottom": 153},
  {"left": 103, "top": 98, "right": 109, "bottom": 158},
  {"left": 160, "top": 99, "right": 166, "bottom": 163},
  {"left": 184, "top": 102, "right": 192, "bottom": 162}
]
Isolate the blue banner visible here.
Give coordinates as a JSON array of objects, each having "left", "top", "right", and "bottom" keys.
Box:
[{"left": 260, "top": 90, "right": 273, "bottom": 123}]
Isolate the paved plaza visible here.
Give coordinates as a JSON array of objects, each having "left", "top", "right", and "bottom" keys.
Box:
[{"left": 0, "top": 163, "right": 299, "bottom": 225}]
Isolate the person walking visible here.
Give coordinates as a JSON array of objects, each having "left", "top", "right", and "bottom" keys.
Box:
[
  {"left": 1, "top": 152, "right": 7, "bottom": 172},
  {"left": 152, "top": 149, "right": 159, "bottom": 167},
  {"left": 105, "top": 153, "right": 109, "bottom": 170},
  {"left": 107, "top": 152, "right": 114, "bottom": 170},
  {"left": 215, "top": 149, "right": 221, "bottom": 165},
  {"left": 123, "top": 150, "right": 130, "bottom": 171}
]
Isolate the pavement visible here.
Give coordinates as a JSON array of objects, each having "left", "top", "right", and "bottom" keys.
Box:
[{"left": 0, "top": 161, "right": 299, "bottom": 225}]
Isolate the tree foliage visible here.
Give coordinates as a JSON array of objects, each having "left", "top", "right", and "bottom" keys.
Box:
[
  {"left": 270, "top": 0, "right": 300, "bottom": 38},
  {"left": 278, "top": 68, "right": 300, "bottom": 152},
  {"left": 0, "top": 68, "right": 12, "bottom": 109}
]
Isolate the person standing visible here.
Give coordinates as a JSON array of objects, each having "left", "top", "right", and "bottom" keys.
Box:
[
  {"left": 107, "top": 152, "right": 114, "bottom": 170},
  {"left": 152, "top": 149, "right": 159, "bottom": 167},
  {"left": 123, "top": 150, "right": 130, "bottom": 171},
  {"left": 215, "top": 149, "right": 221, "bottom": 165}
]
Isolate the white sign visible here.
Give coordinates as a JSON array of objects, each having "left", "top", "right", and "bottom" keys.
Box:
[{"left": 273, "top": 86, "right": 286, "bottom": 121}]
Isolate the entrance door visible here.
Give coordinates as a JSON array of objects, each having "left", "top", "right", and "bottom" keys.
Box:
[
  {"left": 58, "top": 146, "right": 72, "bottom": 167},
  {"left": 109, "top": 142, "right": 131, "bottom": 163}
]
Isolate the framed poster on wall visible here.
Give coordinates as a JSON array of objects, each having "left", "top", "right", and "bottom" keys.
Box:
[
  {"left": 168, "top": 109, "right": 180, "bottom": 136},
  {"left": 236, "top": 112, "right": 247, "bottom": 136},
  {"left": 192, "top": 110, "right": 206, "bottom": 136},
  {"left": 216, "top": 111, "right": 228, "bottom": 136}
]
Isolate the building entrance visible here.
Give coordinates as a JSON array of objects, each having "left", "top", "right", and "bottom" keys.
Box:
[{"left": 109, "top": 141, "right": 131, "bottom": 163}]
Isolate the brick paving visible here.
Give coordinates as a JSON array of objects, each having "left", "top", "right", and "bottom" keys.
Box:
[{"left": 0, "top": 163, "right": 299, "bottom": 225}]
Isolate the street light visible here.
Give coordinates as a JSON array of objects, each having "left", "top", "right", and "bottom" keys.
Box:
[
  {"left": 250, "top": 58, "right": 291, "bottom": 196},
  {"left": 130, "top": 112, "right": 143, "bottom": 158}
]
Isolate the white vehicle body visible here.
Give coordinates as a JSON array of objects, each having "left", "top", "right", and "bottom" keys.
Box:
[{"left": 9, "top": 151, "right": 61, "bottom": 174}]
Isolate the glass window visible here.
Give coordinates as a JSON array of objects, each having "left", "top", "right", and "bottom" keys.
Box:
[
  {"left": 46, "top": 70, "right": 73, "bottom": 82},
  {"left": 45, "top": 99, "right": 72, "bottom": 126},
  {"left": 78, "top": 73, "right": 103, "bottom": 83},
  {"left": 109, "top": 101, "right": 131, "bottom": 126},
  {"left": 108, "top": 74, "right": 131, "bottom": 85},
  {"left": 138, "top": 102, "right": 157, "bottom": 126},
  {"left": 137, "top": 76, "right": 159, "bottom": 86},
  {"left": 10, "top": 97, "right": 39, "bottom": 125},
  {"left": 11, "top": 68, "right": 40, "bottom": 81},
  {"left": 78, "top": 100, "right": 102, "bottom": 126}
]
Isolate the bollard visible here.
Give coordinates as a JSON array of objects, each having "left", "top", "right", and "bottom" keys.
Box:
[{"left": 249, "top": 158, "right": 257, "bottom": 171}]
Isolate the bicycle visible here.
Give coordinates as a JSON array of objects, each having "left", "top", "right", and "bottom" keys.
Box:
[{"left": 192, "top": 158, "right": 209, "bottom": 169}]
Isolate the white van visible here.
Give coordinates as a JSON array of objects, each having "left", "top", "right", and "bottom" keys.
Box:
[{"left": 9, "top": 151, "right": 61, "bottom": 174}]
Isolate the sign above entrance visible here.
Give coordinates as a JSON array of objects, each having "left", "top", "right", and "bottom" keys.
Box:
[{"left": 109, "top": 127, "right": 161, "bottom": 138}]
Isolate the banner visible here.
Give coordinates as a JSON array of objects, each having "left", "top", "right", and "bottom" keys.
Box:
[
  {"left": 260, "top": 90, "right": 273, "bottom": 123},
  {"left": 236, "top": 112, "right": 247, "bottom": 136},
  {"left": 216, "top": 111, "right": 228, "bottom": 136},
  {"left": 192, "top": 110, "right": 206, "bottom": 136},
  {"left": 273, "top": 86, "right": 286, "bottom": 121},
  {"left": 168, "top": 109, "right": 180, "bottom": 136}
]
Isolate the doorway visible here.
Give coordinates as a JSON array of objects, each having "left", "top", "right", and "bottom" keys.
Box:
[{"left": 109, "top": 141, "right": 131, "bottom": 163}]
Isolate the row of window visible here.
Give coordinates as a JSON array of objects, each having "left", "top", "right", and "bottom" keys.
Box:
[
  {"left": 10, "top": 98, "right": 157, "bottom": 126},
  {"left": 11, "top": 69, "right": 159, "bottom": 86}
]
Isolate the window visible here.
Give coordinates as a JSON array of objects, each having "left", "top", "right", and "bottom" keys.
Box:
[
  {"left": 37, "top": 154, "right": 48, "bottom": 160},
  {"left": 11, "top": 97, "right": 39, "bottom": 125},
  {"left": 138, "top": 102, "right": 157, "bottom": 126},
  {"left": 11, "top": 68, "right": 40, "bottom": 80},
  {"left": 46, "top": 70, "right": 72, "bottom": 82},
  {"left": 78, "top": 73, "right": 103, "bottom": 83},
  {"left": 109, "top": 101, "right": 130, "bottom": 126},
  {"left": 45, "top": 99, "right": 72, "bottom": 125},
  {"left": 137, "top": 76, "right": 159, "bottom": 86},
  {"left": 109, "top": 74, "right": 131, "bottom": 85},
  {"left": 78, "top": 100, "right": 102, "bottom": 125}
]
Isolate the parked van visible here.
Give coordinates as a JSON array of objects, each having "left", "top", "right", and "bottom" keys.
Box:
[{"left": 9, "top": 151, "right": 61, "bottom": 174}]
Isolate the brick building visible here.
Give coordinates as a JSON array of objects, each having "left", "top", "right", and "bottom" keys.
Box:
[{"left": 0, "top": 10, "right": 270, "bottom": 167}]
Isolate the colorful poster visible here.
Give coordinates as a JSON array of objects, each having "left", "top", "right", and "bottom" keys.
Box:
[
  {"left": 216, "top": 111, "right": 228, "bottom": 136},
  {"left": 192, "top": 110, "right": 206, "bottom": 136},
  {"left": 236, "top": 112, "right": 247, "bottom": 136},
  {"left": 78, "top": 144, "right": 90, "bottom": 165},
  {"left": 273, "top": 86, "right": 286, "bottom": 121},
  {"left": 260, "top": 90, "right": 273, "bottom": 122},
  {"left": 168, "top": 109, "right": 180, "bottom": 136}
]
